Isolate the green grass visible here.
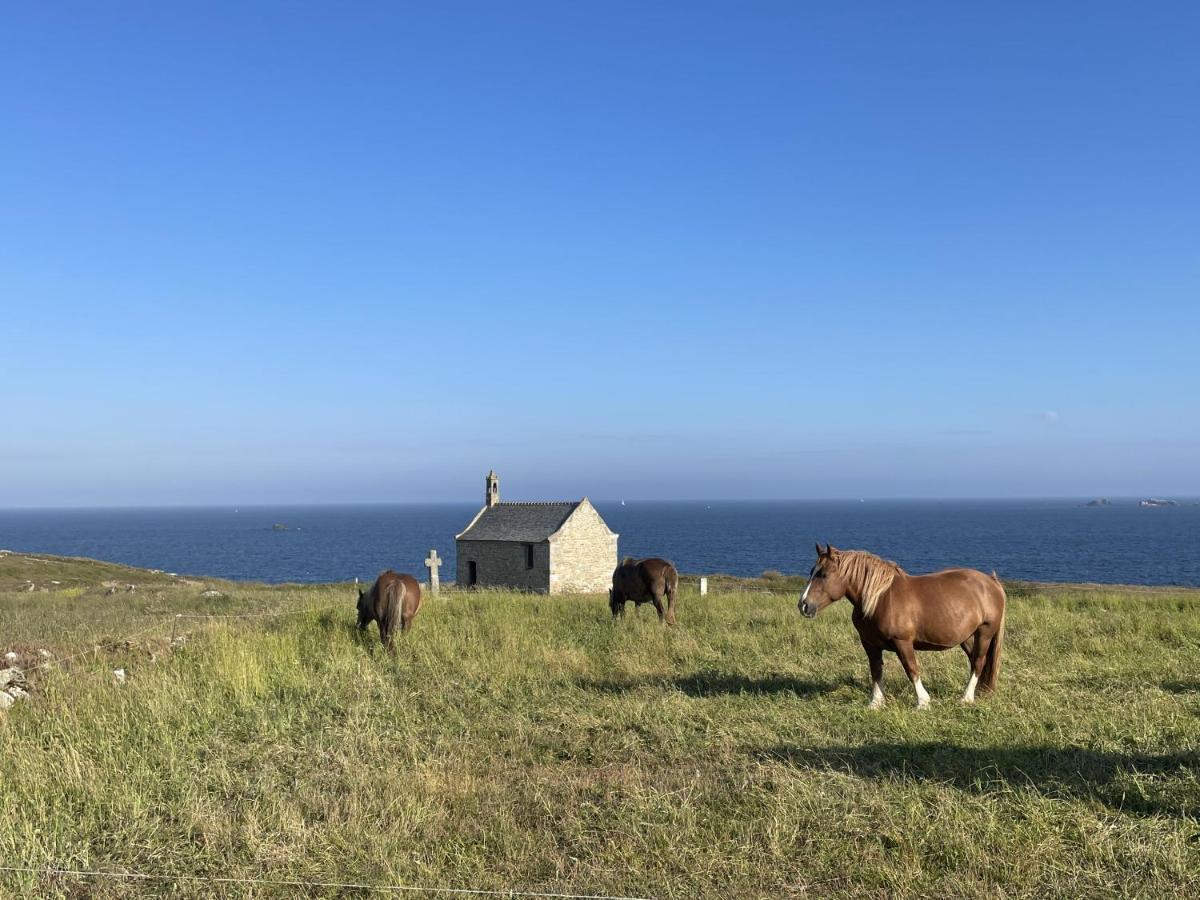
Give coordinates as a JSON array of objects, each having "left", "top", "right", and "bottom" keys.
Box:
[
  {"left": 2, "top": 553, "right": 1198, "bottom": 898},
  {"left": 0, "top": 549, "right": 183, "bottom": 592}
]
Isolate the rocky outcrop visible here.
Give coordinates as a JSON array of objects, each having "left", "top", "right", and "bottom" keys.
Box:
[{"left": 1, "top": 665, "right": 28, "bottom": 711}]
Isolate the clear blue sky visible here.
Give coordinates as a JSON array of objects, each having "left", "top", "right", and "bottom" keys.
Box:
[{"left": 3, "top": 2, "right": 1198, "bottom": 506}]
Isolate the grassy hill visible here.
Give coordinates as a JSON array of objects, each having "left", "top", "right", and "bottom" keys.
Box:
[{"left": 1, "top": 553, "right": 1198, "bottom": 898}]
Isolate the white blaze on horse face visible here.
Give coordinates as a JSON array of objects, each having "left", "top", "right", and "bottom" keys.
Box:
[
  {"left": 800, "top": 579, "right": 813, "bottom": 602},
  {"left": 961, "top": 672, "right": 979, "bottom": 703},
  {"left": 914, "top": 679, "right": 931, "bottom": 708}
]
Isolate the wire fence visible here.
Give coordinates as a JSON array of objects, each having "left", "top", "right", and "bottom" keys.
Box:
[
  {"left": 25, "top": 602, "right": 327, "bottom": 681},
  {"left": 6, "top": 605, "right": 660, "bottom": 900},
  {"left": 0, "top": 866, "right": 654, "bottom": 899},
  {"left": 168, "top": 608, "right": 299, "bottom": 641},
  {"left": 33, "top": 615, "right": 176, "bottom": 672}
]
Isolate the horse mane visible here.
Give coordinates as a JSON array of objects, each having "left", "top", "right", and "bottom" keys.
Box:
[{"left": 835, "top": 550, "right": 905, "bottom": 616}]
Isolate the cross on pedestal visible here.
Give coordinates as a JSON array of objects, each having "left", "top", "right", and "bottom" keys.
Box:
[{"left": 424, "top": 549, "right": 442, "bottom": 595}]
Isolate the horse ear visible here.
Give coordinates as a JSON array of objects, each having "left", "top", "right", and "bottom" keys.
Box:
[
  {"left": 815, "top": 542, "right": 823, "bottom": 558},
  {"left": 827, "top": 544, "right": 839, "bottom": 557}
]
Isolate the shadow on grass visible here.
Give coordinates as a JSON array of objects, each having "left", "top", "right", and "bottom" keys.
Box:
[
  {"left": 316, "top": 609, "right": 357, "bottom": 635},
  {"left": 759, "top": 742, "right": 1200, "bottom": 818},
  {"left": 316, "top": 609, "right": 385, "bottom": 654},
  {"left": 579, "top": 672, "right": 858, "bottom": 698},
  {"left": 1161, "top": 680, "right": 1200, "bottom": 694}
]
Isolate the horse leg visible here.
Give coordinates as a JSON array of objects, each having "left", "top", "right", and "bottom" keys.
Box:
[
  {"left": 378, "top": 620, "right": 394, "bottom": 655},
  {"left": 961, "top": 634, "right": 984, "bottom": 703},
  {"left": 962, "top": 627, "right": 998, "bottom": 702},
  {"left": 861, "top": 640, "right": 885, "bottom": 709},
  {"left": 893, "top": 640, "right": 930, "bottom": 709},
  {"left": 650, "top": 593, "right": 666, "bottom": 623}
]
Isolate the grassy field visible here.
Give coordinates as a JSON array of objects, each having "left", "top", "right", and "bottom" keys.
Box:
[{"left": 1, "top": 552, "right": 1198, "bottom": 898}]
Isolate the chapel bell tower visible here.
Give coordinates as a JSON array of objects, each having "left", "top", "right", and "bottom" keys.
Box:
[{"left": 485, "top": 470, "right": 500, "bottom": 508}]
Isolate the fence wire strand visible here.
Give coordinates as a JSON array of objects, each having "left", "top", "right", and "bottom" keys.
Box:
[
  {"left": 0, "top": 865, "right": 654, "bottom": 900},
  {"left": 33, "top": 615, "right": 174, "bottom": 671},
  {"left": 29, "top": 603, "right": 313, "bottom": 677},
  {"left": 8, "top": 609, "right": 657, "bottom": 899}
]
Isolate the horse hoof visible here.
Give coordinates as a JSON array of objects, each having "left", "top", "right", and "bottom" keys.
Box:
[
  {"left": 916, "top": 700, "right": 931, "bottom": 710},
  {"left": 867, "top": 700, "right": 884, "bottom": 710},
  {"left": 959, "top": 696, "right": 976, "bottom": 705}
]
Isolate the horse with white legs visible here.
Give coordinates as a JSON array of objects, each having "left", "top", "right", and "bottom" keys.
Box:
[{"left": 798, "top": 544, "right": 1006, "bottom": 709}]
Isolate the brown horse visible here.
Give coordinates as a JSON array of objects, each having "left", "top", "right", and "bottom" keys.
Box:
[
  {"left": 610, "top": 557, "right": 679, "bottom": 625},
  {"left": 798, "top": 544, "right": 1005, "bottom": 708},
  {"left": 357, "top": 570, "right": 422, "bottom": 653}
]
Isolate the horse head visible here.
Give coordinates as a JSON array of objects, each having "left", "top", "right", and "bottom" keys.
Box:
[
  {"left": 355, "top": 586, "right": 371, "bottom": 625},
  {"left": 798, "top": 543, "right": 847, "bottom": 617}
]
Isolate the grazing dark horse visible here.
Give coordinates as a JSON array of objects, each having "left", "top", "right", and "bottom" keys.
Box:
[
  {"left": 610, "top": 557, "right": 679, "bottom": 625},
  {"left": 798, "top": 544, "right": 1005, "bottom": 708},
  {"left": 357, "top": 570, "right": 422, "bottom": 653}
]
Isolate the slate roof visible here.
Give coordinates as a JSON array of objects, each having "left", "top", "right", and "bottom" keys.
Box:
[{"left": 456, "top": 501, "right": 581, "bottom": 542}]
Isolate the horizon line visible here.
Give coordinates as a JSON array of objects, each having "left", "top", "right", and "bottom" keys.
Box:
[{"left": 2, "top": 494, "right": 1197, "bottom": 512}]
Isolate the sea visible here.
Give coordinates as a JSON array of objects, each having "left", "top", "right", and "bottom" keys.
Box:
[{"left": 1, "top": 499, "right": 1198, "bottom": 587}]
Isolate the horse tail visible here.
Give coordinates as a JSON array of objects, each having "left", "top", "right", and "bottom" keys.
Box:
[
  {"left": 403, "top": 579, "right": 422, "bottom": 632},
  {"left": 664, "top": 564, "right": 679, "bottom": 626},
  {"left": 380, "top": 579, "right": 403, "bottom": 651},
  {"left": 980, "top": 575, "right": 1006, "bottom": 692}
]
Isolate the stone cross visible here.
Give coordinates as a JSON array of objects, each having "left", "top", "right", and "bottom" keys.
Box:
[{"left": 424, "top": 549, "right": 442, "bottom": 595}]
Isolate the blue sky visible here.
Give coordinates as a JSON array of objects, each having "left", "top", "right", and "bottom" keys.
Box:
[{"left": 2, "top": 2, "right": 1198, "bottom": 505}]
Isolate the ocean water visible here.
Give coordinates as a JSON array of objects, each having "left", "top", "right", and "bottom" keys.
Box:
[{"left": 0, "top": 499, "right": 1198, "bottom": 587}]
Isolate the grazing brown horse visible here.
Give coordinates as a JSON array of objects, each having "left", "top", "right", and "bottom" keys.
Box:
[
  {"left": 610, "top": 557, "right": 679, "bottom": 625},
  {"left": 798, "top": 544, "right": 1005, "bottom": 708},
  {"left": 357, "top": 570, "right": 422, "bottom": 653}
]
